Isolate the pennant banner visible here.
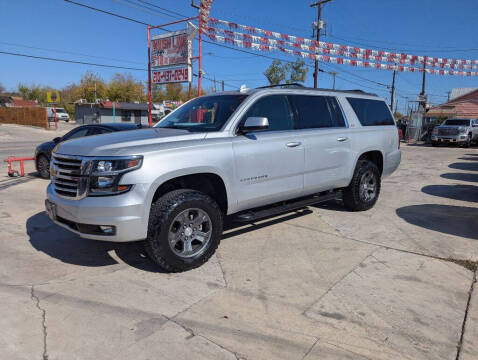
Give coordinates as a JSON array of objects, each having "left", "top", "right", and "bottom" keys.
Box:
[
  {"left": 205, "top": 29, "right": 478, "bottom": 77},
  {"left": 207, "top": 17, "right": 478, "bottom": 72}
]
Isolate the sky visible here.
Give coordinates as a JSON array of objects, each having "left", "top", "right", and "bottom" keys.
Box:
[{"left": 1, "top": 0, "right": 478, "bottom": 113}]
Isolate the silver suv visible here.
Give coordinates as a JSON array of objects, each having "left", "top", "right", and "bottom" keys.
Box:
[
  {"left": 431, "top": 118, "right": 478, "bottom": 147},
  {"left": 45, "top": 85, "right": 401, "bottom": 271}
]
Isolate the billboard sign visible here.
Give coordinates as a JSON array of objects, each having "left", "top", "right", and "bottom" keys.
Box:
[
  {"left": 151, "top": 28, "right": 192, "bottom": 84},
  {"left": 47, "top": 91, "right": 61, "bottom": 104}
]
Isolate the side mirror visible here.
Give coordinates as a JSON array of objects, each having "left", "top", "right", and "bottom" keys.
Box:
[
  {"left": 53, "top": 137, "right": 62, "bottom": 143},
  {"left": 239, "top": 117, "right": 269, "bottom": 134}
]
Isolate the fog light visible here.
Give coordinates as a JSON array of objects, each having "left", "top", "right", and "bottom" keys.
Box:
[{"left": 99, "top": 225, "right": 115, "bottom": 234}]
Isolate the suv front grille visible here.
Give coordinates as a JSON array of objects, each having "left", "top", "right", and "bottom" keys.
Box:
[{"left": 51, "top": 154, "right": 87, "bottom": 199}]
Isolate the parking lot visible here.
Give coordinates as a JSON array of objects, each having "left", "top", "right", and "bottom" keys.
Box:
[{"left": 0, "top": 123, "right": 477, "bottom": 360}]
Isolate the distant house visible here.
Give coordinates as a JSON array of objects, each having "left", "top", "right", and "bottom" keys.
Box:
[
  {"left": 0, "top": 96, "right": 39, "bottom": 108},
  {"left": 426, "top": 88, "right": 478, "bottom": 120},
  {"left": 75, "top": 101, "right": 150, "bottom": 125}
]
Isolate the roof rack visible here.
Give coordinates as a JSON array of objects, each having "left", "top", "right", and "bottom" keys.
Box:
[
  {"left": 256, "top": 83, "right": 305, "bottom": 89},
  {"left": 255, "top": 84, "right": 377, "bottom": 97}
]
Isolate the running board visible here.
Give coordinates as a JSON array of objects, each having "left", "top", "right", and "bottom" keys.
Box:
[{"left": 233, "top": 191, "right": 341, "bottom": 222}]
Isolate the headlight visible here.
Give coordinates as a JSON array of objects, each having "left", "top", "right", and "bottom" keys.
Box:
[
  {"left": 459, "top": 127, "right": 467, "bottom": 134},
  {"left": 88, "top": 156, "right": 142, "bottom": 196},
  {"left": 432, "top": 127, "right": 438, "bottom": 135}
]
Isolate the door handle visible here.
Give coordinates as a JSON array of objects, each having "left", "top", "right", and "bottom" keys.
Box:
[
  {"left": 286, "top": 142, "right": 302, "bottom": 147},
  {"left": 336, "top": 137, "right": 348, "bottom": 142}
]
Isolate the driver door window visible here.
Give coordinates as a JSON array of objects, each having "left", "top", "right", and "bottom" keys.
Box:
[
  {"left": 241, "top": 95, "right": 294, "bottom": 131},
  {"left": 63, "top": 128, "right": 90, "bottom": 140}
]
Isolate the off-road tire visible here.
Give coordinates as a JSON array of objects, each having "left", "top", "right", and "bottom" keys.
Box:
[
  {"left": 431, "top": 141, "right": 439, "bottom": 147},
  {"left": 37, "top": 155, "right": 50, "bottom": 179},
  {"left": 145, "top": 189, "right": 223, "bottom": 272},
  {"left": 463, "top": 134, "right": 472, "bottom": 148},
  {"left": 342, "top": 160, "right": 381, "bottom": 211}
]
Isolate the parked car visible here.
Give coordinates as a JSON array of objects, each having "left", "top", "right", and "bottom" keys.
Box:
[
  {"left": 47, "top": 107, "right": 71, "bottom": 122},
  {"left": 431, "top": 118, "right": 478, "bottom": 147},
  {"left": 45, "top": 85, "right": 401, "bottom": 272},
  {"left": 35, "top": 123, "right": 143, "bottom": 178}
]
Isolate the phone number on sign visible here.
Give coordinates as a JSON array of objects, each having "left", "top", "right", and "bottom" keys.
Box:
[{"left": 152, "top": 67, "right": 189, "bottom": 84}]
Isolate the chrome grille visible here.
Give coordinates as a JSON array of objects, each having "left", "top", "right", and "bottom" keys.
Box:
[
  {"left": 438, "top": 128, "right": 459, "bottom": 136},
  {"left": 51, "top": 154, "right": 87, "bottom": 199}
]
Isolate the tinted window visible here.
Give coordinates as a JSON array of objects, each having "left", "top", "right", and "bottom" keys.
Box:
[
  {"left": 89, "top": 127, "right": 112, "bottom": 135},
  {"left": 444, "top": 119, "right": 470, "bottom": 126},
  {"left": 156, "top": 95, "right": 248, "bottom": 132},
  {"left": 347, "top": 98, "right": 394, "bottom": 126},
  {"left": 291, "top": 95, "right": 345, "bottom": 129},
  {"left": 63, "top": 128, "right": 90, "bottom": 140},
  {"left": 242, "top": 95, "right": 293, "bottom": 131}
]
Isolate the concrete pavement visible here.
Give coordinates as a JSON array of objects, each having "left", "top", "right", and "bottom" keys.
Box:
[{"left": 0, "top": 128, "right": 477, "bottom": 360}]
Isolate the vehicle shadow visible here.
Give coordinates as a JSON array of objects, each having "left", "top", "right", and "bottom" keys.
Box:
[
  {"left": 464, "top": 153, "right": 478, "bottom": 156},
  {"left": 396, "top": 204, "right": 478, "bottom": 240},
  {"left": 449, "top": 162, "right": 478, "bottom": 171},
  {"left": 422, "top": 184, "right": 478, "bottom": 203},
  {"left": 457, "top": 157, "right": 478, "bottom": 161},
  {"left": 27, "top": 209, "right": 315, "bottom": 272},
  {"left": 441, "top": 173, "right": 478, "bottom": 183},
  {"left": 26, "top": 212, "right": 166, "bottom": 273}
]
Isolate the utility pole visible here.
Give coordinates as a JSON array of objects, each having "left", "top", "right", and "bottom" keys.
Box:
[
  {"left": 310, "top": 0, "right": 332, "bottom": 88},
  {"left": 419, "top": 62, "right": 427, "bottom": 112},
  {"left": 213, "top": 75, "right": 217, "bottom": 92},
  {"left": 328, "top": 71, "right": 337, "bottom": 89},
  {"left": 390, "top": 70, "right": 396, "bottom": 112},
  {"left": 221, "top": 80, "right": 224, "bottom": 92}
]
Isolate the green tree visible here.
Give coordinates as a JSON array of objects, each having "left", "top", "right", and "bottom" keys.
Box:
[
  {"left": 107, "top": 73, "right": 145, "bottom": 102},
  {"left": 286, "top": 59, "right": 308, "bottom": 84},
  {"left": 264, "top": 60, "right": 287, "bottom": 85},
  {"left": 75, "top": 71, "right": 107, "bottom": 102}
]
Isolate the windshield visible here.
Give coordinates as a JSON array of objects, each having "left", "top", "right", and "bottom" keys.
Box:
[
  {"left": 55, "top": 108, "right": 66, "bottom": 113},
  {"left": 155, "top": 95, "right": 248, "bottom": 132},
  {"left": 444, "top": 119, "right": 470, "bottom": 126}
]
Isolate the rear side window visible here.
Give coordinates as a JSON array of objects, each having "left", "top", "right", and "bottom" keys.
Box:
[
  {"left": 347, "top": 98, "right": 394, "bottom": 126},
  {"left": 242, "top": 95, "right": 293, "bottom": 131},
  {"left": 290, "top": 95, "right": 345, "bottom": 129}
]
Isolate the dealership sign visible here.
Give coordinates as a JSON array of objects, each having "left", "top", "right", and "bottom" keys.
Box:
[{"left": 151, "top": 28, "right": 192, "bottom": 84}]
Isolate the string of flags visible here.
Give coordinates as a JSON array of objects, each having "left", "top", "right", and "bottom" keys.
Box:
[{"left": 202, "top": 17, "right": 478, "bottom": 76}]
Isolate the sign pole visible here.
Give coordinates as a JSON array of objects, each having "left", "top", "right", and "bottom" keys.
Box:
[
  {"left": 54, "top": 105, "right": 58, "bottom": 130},
  {"left": 147, "top": 25, "right": 152, "bottom": 127},
  {"left": 198, "top": 27, "right": 202, "bottom": 96},
  {"left": 113, "top": 102, "right": 116, "bottom": 122}
]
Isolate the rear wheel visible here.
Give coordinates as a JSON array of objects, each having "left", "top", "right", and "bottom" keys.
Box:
[
  {"left": 463, "top": 134, "right": 472, "bottom": 148},
  {"left": 37, "top": 155, "right": 50, "bottom": 179},
  {"left": 145, "top": 189, "right": 223, "bottom": 272},
  {"left": 431, "top": 141, "right": 439, "bottom": 147},
  {"left": 343, "top": 160, "right": 381, "bottom": 211}
]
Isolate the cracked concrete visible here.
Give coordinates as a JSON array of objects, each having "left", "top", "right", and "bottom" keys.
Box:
[
  {"left": 30, "top": 286, "right": 48, "bottom": 360},
  {"left": 0, "top": 123, "right": 477, "bottom": 360}
]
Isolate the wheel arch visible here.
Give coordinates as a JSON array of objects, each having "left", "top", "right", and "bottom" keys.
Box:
[
  {"left": 356, "top": 149, "right": 384, "bottom": 175},
  {"left": 146, "top": 168, "right": 231, "bottom": 219}
]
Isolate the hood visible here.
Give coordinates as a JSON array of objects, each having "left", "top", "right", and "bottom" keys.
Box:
[
  {"left": 36, "top": 140, "right": 56, "bottom": 152},
  {"left": 55, "top": 128, "right": 207, "bottom": 157}
]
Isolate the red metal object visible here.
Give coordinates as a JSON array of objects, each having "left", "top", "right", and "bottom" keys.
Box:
[
  {"left": 147, "top": 25, "right": 152, "bottom": 127},
  {"left": 3, "top": 156, "right": 35, "bottom": 177}
]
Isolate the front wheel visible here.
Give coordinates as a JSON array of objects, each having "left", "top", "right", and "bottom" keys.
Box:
[
  {"left": 463, "top": 134, "right": 472, "bottom": 148},
  {"left": 342, "top": 160, "right": 381, "bottom": 211},
  {"left": 145, "top": 189, "right": 223, "bottom": 272},
  {"left": 37, "top": 155, "right": 50, "bottom": 179}
]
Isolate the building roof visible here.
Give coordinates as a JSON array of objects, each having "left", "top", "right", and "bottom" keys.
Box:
[
  {"left": 76, "top": 101, "right": 149, "bottom": 111},
  {"left": 449, "top": 88, "right": 478, "bottom": 101},
  {"left": 426, "top": 99, "right": 478, "bottom": 118},
  {"left": 0, "top": 96, "right": 39, "bottom": 107}
]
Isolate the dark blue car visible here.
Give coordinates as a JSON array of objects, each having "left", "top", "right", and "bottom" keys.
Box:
[{"left": 35, "top": 123, "right": 144, "bottom": 178}]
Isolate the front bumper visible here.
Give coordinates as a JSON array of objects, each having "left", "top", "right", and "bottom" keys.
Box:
[
  {"left": 432, "top": 135, "right": 468, "bottom": 143},
  {"left": 46, "top": 183, "right": 148, "bottom": 242}
]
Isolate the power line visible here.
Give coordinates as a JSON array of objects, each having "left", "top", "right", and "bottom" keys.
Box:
[
  {"left": 113, "top": 0, "right": 181, "bottom": 20},
  {"left": 64, "top": 0, "right": 399, "bottom": 91},
  {"left": 0, "top": 50, "right": 148, "bottom": 71},
  {"left": 64, "top": 0, "right": 148, "bottom": 25},
  {"left": 0, "top": 41, "right": 144, "bottom": 65},
  {"left": 136, "top": 0, "right": 191, "bottom": 19}
]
